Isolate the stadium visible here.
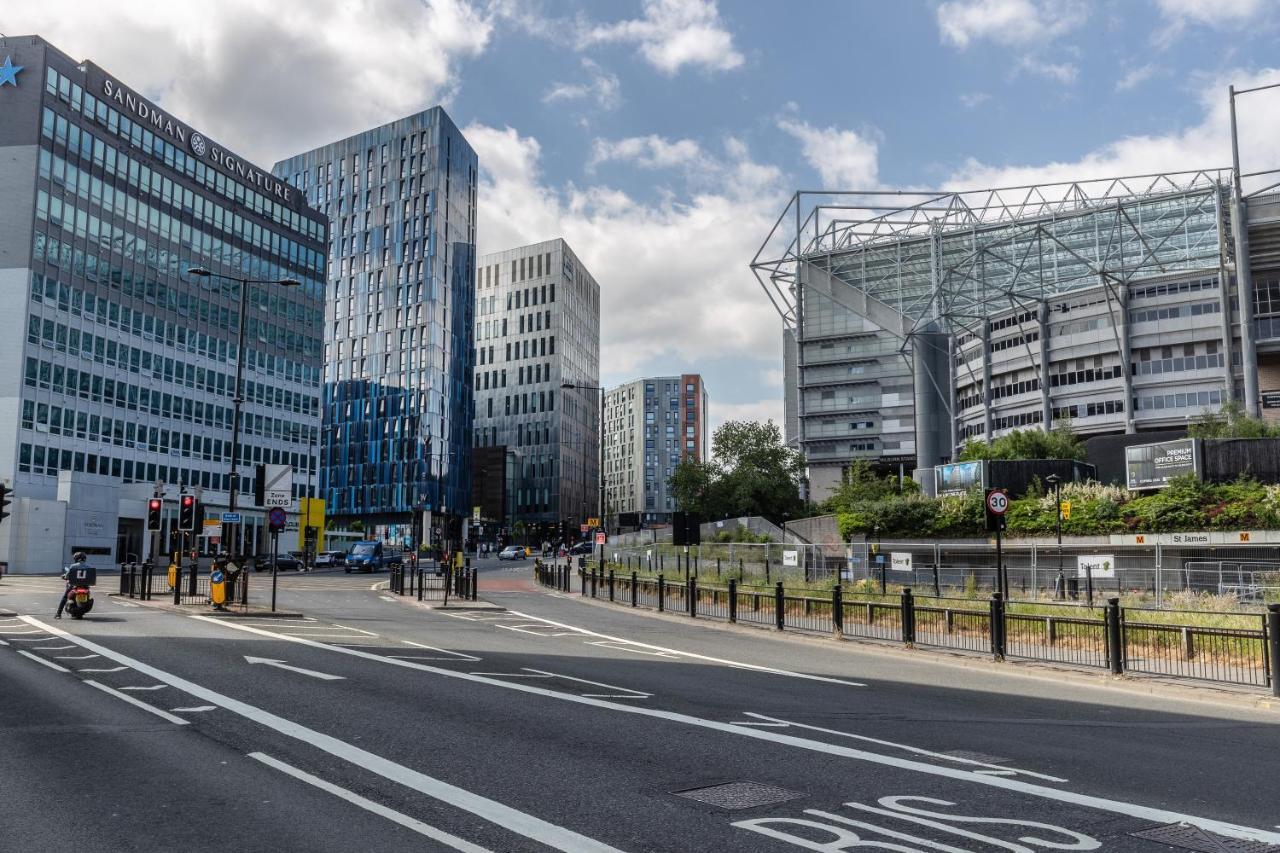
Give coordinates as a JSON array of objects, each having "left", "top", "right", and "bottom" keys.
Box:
[{"left": 753, "top": 168, "right": 1280, "bottom": 501}]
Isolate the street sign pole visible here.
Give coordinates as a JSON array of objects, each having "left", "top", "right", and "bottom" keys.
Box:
[
  {"left": 271, "top": 530, "right": 279, "bottom": 613},
  {"left": 985, "top": 489, "right": 1009, "bottom": 599}
]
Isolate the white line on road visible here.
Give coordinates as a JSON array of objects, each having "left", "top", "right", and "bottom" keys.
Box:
[
  {"left": 244, "top": 656, "right": 345, "bottom": 681},
  {"left": 84, "top": 680, "right": 189, "bottom": 725},
  {"left": 119, "top": 685, "right": 169, "bottom": 692},
  {"left": 172, "top": 706, "right": 216, "bottom": 713},
  {"left": 110, "top": 599, "right": 139, "bottom": 608},
  {"left": 738, "top": 712, "right": 1067, "bottom": 784},
  {"left": 21, "top": 616, "right": 626, "bottom": 853},
  {"left": 174, "top": 613, "right": 1280, "bottom": 846},
  {"left": 505, "top": 609, "right": 866, "bottom": 688},
  {"left": 379, "top": 595, "right": 396, "bottom": 602},
  {"left": 33, "top": 645, "right": 75, "bottom": 650},
  {"left": 402, "top": 641, "right": 481, "bottom": 661},
  {"left": 0, "top": 639, "right": 9, "bottom": 646},
  {"left": 331, "top": 623, "right": 379, "bottom": 636},
  {"left": 585, "top": 640, "right": 680, "bottom": 658},
  {"left": 0, "top": 629, "right": 46, "bottom": 635},
  {"left": 79, "top": 666, "right": 128, "bottom": 673},
  {"left": 522, "top": 668, "right": 650, "bottom": 698},
  {"left": 54, "top": 654, "right": 99, "bottom": 660},
  {"left": 249, "top": 752, "right": 495, "bottom": 853},
  {"left": 17, "top": 650, "right": 69, "bottom": 672}
]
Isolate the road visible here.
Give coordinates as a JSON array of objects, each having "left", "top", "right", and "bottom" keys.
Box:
[{"left": 3, "top": 557, "right": 1279, "bottom": 852}]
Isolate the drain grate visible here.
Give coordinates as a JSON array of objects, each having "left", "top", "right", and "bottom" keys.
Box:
[
  {"left": 1130, "top": 823, "right": 1280, "bottom": 853},
  {"left": 673, "top": 781, "right": 804, "bottom": 811}
]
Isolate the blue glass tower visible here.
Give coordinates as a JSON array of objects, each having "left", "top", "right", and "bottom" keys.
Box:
[{"left": 274, "top": 109, "right": 477, "bottom": 541}]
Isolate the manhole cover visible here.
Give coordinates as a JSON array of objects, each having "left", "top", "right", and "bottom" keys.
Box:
[
  {"left": 941, "top": 750, "right": 1009, "bottom": 764},
  {"left": 673, "top": 781, "right": 804, "bottom": 811},
  {"left": 1130, "top": 823, "right": 1280, "bottom": 853}
]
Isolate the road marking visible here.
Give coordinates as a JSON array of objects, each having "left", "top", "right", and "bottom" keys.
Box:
[
  {"left": 737, "top": 713, "right": 1067, "bottom": 784},
  {"left": 17, "top": 650, "right": 69, "bottom": 672},
  {"left": 119, "top": 685, "right": 168, "bottom": 692},
  {"left": 20, "top": 617, "right": 625, "bottom": 853},
  {"left": 0, "top": 629, "right": 46, "bottom": 635},
  {"left": 504, "top": 609, "right": 866, "bottom": 688},
  {"left": 522, "top": 668, "right": 650, "bottom": 699},
  {"left": 79, "top": 666, "right": 128, "bottom": 673},
  {"left": 172, "top": 614, "right": 1280, "bottom": 846},
  {"left": 244, "top": 656, "right": 345, "bottom": 681},
  {"left": 172, "top": 706, "right": 216, "bottom": 713},
  {"left": 111, "top": 599, "right": 139, "bottom": 608},
  {"left": 379, "top": 595, "right": 396, "bottom": 602},
  {"left": 249, "top": 752, "right": 495, "bottom": 853},
  {"left": 54, "top": 654, "right": 99, "bottom": 660},
  {"left": 84, "top": 680, "right": 189, "bottom": 725},
  {"left": 33, "top": 644, "right": 75, "bottom": 650},
  {"left": 331, "top": 623, "right": 379, "bottom": 636},
  {"left": 402, "top": 641, "right": 481, "bottom": 661},
  {"left": 0, "top": 639, "right": 8, "bottom": 646},
  {"left": 586, "top": 640, "right": 680, "bottom": 658}
]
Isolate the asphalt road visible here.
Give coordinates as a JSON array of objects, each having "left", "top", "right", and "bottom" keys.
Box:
[{"left": 3, "top": 558, "right": 1280, "bottom": 852}]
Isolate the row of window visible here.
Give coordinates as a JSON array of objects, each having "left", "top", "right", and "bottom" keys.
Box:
[
  {"left": 1052, "top": 399, "right": 1125, "bottom": 420},
  {"left": 23, "top": 356, "right": 314, "bottom": 445},
  {"left": 1128, "top": 300, "right": 1220, "bottom": 324},
  {"left": 1133, "top": 352, "right": 1224, "bottom": 376},
  {"left": 989, "top": 310, "right": 1037, "bottom": 333},
  {"left": 45, "top": 66, "right": 324, "bottom": 244},
  {"left": 1049, "top": 365, "right": 1123, "bottom": 387},
  {"left": 41, "top": 105, "right": 321, "bottom": 276},
  {"left": 1134, "top": 389, "right": 1224, "bottom": 411},
  {"left": 1131, "top": 277, "right": 1218, "bottom": 300}
]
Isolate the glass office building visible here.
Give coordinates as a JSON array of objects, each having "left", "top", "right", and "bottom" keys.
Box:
[
  {"left": 0, "top": 35, "right": 326, "bottom": 571},
  {"left": 274, "top": 108, "right": 478, "bottom": 543}
]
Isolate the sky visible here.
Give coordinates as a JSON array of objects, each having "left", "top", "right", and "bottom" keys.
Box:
[{"left": 5, "top": 0, "right": 1280, "bottom": 435}]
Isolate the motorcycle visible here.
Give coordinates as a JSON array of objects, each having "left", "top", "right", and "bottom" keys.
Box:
[{"left": 65, "top": 583, "right": 94, "bottom": 619}]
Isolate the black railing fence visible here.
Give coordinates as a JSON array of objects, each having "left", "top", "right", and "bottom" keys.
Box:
[
  {"left": 118, "top": 562, "right": 248, "bottom": 608},
  {"left": 547, "top": 566, "right": 1280, "bottom": 694}
]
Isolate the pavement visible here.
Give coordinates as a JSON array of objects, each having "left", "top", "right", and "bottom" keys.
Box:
[{"left": 3, "top": 557, "right": 1280, "bottom": 852}]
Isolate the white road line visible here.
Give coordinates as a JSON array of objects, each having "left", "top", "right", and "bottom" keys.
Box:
[
  {"left": 0, "top": 629, "right": 46, "bottom": 635},
  {"left": 505, "top": 610, "right": 867, "bottom": 688},
  {"left": 119, "top": 685, "right": 168, "bottom": 692},
  {"left": 739, "top": 712, "right": 1067, "bottom": 784},
  {"left": 331, "top": 623, "right": 379, "bottom": 636},
  {"left": 79, "top": 666, "right": 128, "bottom": 673},
  {"left": 470, "top": 672, "right": 549, "bottom": 678},
  {"left": 522, "top": 668, "right": 650, "bottom": 698},
  {"left": 17, "top": 650, "right": 69, "bottom": 672},
  {"left": 33, "top": 645, "right": 75, "bottom": 651},
  {"left": 379, "top": 596, "right": 396, "bottom": 602},
  {"left": 249, "top": 752, "right": 495, "bottom": 853},
  {"left": 172, "top": 706, "right": 216, "bottom": 713},
  {"left": 585, "top": 640, "right": 680, "bottom": 658},
  {"left": 54, "top": 654, "right": 99, "bottom": 660},
  {"left": 84, "top": 681, "right": 189, "bottom": 725},
  {"left": 402, "top": 641, "right": 481, "bottom": 661},
  {"left": 23, "top": 616, "right": 627, "bottom": 853},
  {"left": 0, "top": 639, "right": 8, "bottom": 646},
  {"left": 172, "top": 613, "right": 1280, "bottom": 846},
  {"left": 110, "top": 599, "right": 139, "bottom": 608}
]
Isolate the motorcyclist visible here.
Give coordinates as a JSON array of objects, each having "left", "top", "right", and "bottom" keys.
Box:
[{"left": 55, "top": 552, "right": 88, "bottom": 619}]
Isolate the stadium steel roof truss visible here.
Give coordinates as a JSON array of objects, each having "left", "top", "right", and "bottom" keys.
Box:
[{"left": 751, "top": 169, "right": 1232, "bottom": 343}]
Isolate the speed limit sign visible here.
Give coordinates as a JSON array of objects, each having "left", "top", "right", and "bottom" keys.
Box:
[{"left": 985, "top": 488, "right": 1008, "bottom": 532}]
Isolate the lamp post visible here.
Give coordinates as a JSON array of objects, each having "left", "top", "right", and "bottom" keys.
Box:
[
  {"left": 1046, "top": 473, "right": 1064, "bottom": 600},
  {"left": 189, "top": 267, "right": 300, "bottom": 560},
  {"left": 561, "top": 382, "right": 605, "bottom": 533}
]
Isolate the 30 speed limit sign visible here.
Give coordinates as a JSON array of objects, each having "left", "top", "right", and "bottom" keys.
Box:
[{"left": 985, "top": 488, "right": 1008, "bottom": 532}]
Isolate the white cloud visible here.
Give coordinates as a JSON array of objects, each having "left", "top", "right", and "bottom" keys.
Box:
[
  {"left": 1153, "top": 0, "right": 1270, "bottom": 44},
  {"left": 1115, "top": 63, "right": 1159, "bottom": 92},
  {"left": 936, "top": 0, "right": 1087, "bottom": 48},
  {"left": 959, "top": 91, "right": 992, "bottom": 108},
  {"left": 542, "top": 59, "right": 621, "bottom": 110},
  {"left": 587, "top": 135, "right": 704, "bottom": 171},
  {"left": 946, "top": 67, "right": 1280, "bottom": 193},
  {"left": 580, "top": 0, "right": 744, "bottom": 75},
  {"left": 5, "top": 0, "right": 492, "bottom": 167},
  {"left": 464, "top": 122, "right": 786, "bottom": 417},
  {"left": 777, "top": 118, "right": 880, "bottom": 188},
  {"left": 1017, "top": 55, "right": 1078, "bottom": 84}
]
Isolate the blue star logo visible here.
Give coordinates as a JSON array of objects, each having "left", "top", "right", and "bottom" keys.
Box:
[{"left": 0, "top": 56, "right": 23, "bottom": 87}]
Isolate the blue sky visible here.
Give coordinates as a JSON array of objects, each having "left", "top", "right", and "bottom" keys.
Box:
[{"left": 7, "top": 0, "right": 1280, "bottom": 433}]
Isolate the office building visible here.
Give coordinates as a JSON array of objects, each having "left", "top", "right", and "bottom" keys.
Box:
[
  {"left": 755, "top": 173, "right": 1280, "bottom": 501},
  {"left": 473, "top": 239, "right": 600, "bottom": 534},
  {"left": 0, "top": 35, "right": 326, "bottom": 572},
  {"left": 274, "top": 108, "right": 477, "bottom": 546},
  {"left": 604, "top": 375, "right": 708, "bottom": 526}
]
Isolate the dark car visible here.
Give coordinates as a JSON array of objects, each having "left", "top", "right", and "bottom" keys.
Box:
[
  {"left": 569, "top": 541, "right": 594, "bottom": 555},
  {"left": 254, "top": 553, "right": 302, "bottom": 572}
]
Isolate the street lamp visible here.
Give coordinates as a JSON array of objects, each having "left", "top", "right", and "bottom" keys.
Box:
[
  {"left": 1045, "top": 473, "right": 1064, "bottom": 600},
  {"left": 561, "top": 382, "right": 605, "bottom": 533},
  {"left": 189, "top": 266, "right": 301, "bottom": 560}
]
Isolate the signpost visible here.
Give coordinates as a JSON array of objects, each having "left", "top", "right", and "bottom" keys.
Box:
[
  {"left": 594, "top": 531, "right": 606, "bottom": 546},
  {"left": 890, "top": 552, "right": 913, "bottom": 573},
  {"left": 1077, "top": 554, "right": 1114, "bottom": 605},
  {"left": 221, "top": 512, "right": 241, "bottom": 524},
  {"left": 985, "top": 488, "right": 1009, "bottom": 598},
  {"left": 268, "top": 506, "right": 287, "bottom": 612}
]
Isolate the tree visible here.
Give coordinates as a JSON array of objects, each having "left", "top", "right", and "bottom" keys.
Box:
[
  {"left": 958, "top": 421, "right": 1084, "bottom": 461},
  {"left": 820, "top": 460, "right": 910, "bottom": 514},
  {"left": 1188, "top": 401, "right": 1280, "bottom": 439},
  {"left": 668, "top": 420, "right": 805, "bottom": 524}
]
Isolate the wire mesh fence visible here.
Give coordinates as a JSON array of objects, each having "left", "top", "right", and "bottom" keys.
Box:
[{"left": 551, "top": 565, "right": 1280, "bottom": 693}]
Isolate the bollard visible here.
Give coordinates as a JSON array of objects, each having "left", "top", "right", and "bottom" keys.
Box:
[
  {"left": 774, "top": 581, "right": 785, "bottom": 630},
  {"left": 688, "top": 577, "right": 696, "bottom": 618},
  {"left": 1105, "top": 597, "right": 1124, "bottom": 675},
  {"left": 590, "top": 567, "right": 598, "bottom": 598},
  {"left": 172, "top": 564, "right": 181, "bottom": 604},
  {"left": 658, "top": 575, "right": 665, "bottom": 612},
  {"left": 631, "top": 571, "right": 638, "bottom": 607},
  {"left": 832, "top": 584, "right": 843, "bottom": 638},
  {"left": 1268, "top": 604, "right": 1280, "bottom": 698},
  {"left": 417, "top": 567, "right": 424, "bottom": 602},
  {"left": 765, "top": 558, "right": 771, "bottom": 585},
  {"left": 579, "top": 568, "right": 586, "bottom": 595},
  {"left": 716, "top": 557, "right": 721, "bottom": 578},
  {"left": 187, "top": 561, "right": 198, "bottom": 598},
  {"left": 989, "top": 592, "right": 1006, "bottom": 660},
  {"left": 901, "top": 588, "right": 916, "bottom": 645},
  {"left": 728, "top": 578, "right": 738, "bottom": 623},
  {"left": 119, "top": 564, "right": 128, "bottom": 596},
  {"left": 608, "top": 570, "right": 615, "bottom": 602}
]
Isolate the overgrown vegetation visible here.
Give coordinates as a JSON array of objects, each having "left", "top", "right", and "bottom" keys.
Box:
[
  {"left": 1187, "top": 400, "right": 1280, "bottom": 439},
  {"left": 957, "top": 422, "right": 1085, "bottom": 461},
  {"left": 668, "top": 420, "right": 805, "bottom": 525}
]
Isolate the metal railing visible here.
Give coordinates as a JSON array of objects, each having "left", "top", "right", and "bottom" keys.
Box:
[
  {"left": 118, "top": 562, "right": 247, "bottom": 608},
  {"left": 546, "top": 566, "right": 1280, "bottom": 695}
]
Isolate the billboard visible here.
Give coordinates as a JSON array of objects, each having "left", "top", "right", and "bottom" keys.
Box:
[
  {"left": 1077, "top": 554, "right": 1116, "bottom": 580},
  {"left": 890, "top": 552, "right": 913, "bottom": 572},
  {"left": 935, "top": 460, "right": 984, "bottom": 497},
  {"left": 1125, "top": 439, "right": 1199, "bottom": 490}
]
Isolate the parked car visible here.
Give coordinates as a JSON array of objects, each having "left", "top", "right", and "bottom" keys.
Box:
[
  {"left": 569, "top": 541, "right": 594, "bottom": 556},
  {"left": 498, "top": 545, "right": 526, "bottom": 561},
  {"left": 315, "top": 550, "right": 346, "bottom": 568},
  {"left": 254, "top": 553, "right": 302, "bottom": 572},
  {"left": 345, "top": 540, "right": 404, "bottom": 573}
]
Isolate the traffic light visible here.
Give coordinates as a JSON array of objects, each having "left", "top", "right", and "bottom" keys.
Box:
[
  {"left": 179, "top": 495, "right": 197, "bottom": 531},
  {"left": 0, "top": 484, "right": 10, "bottom": 526},
  {"left": 147, "top": 498, "right": 162, "bottom": 531}
]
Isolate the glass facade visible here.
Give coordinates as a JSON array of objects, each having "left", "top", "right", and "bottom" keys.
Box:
[
  {"left": 0, "top": 36, "right": 326, "bottom": 562},
  {"left": 273, "top": 108, "right": 478, "bottom": 531}
]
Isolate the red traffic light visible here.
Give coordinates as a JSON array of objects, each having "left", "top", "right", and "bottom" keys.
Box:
[
  {"left": 149, "top": 499, "right": 162, "bottom": 511},
  {"left": 181, "top": 496, "right": 194, "bottom": 506}
]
